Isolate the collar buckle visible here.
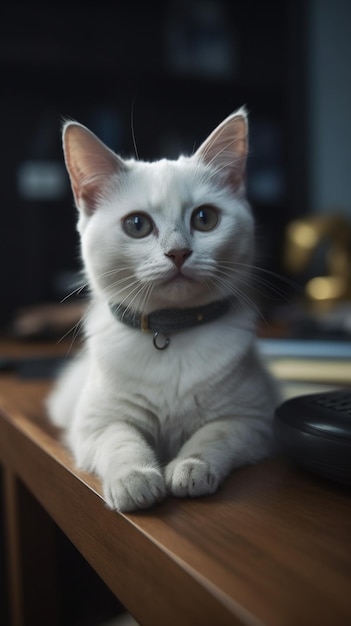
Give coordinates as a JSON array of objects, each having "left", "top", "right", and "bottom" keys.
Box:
[{"left": 140, "top": 313, "right": 150, "bottom": 332}]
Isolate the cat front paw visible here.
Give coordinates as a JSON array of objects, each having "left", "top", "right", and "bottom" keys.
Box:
[
  {"left": 165, "top": 457, "right": 220, "bottom": 498},
  {"left": 103, "top": 467, "right": 166, "bottom": 512}
]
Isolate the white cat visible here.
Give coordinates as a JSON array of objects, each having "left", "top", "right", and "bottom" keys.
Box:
[{"left": 47, "top": 107, "right": 278, "bottom": 512}]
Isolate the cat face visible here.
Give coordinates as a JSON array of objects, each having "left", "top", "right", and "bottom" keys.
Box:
[{"left": 63, "top": 109, "right": 254, "bottom": 312}]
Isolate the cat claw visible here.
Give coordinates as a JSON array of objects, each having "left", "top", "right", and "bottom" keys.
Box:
[
  {"left": 103, "top": 467, "right": 166, "bottom": 512},
  {"left": 165, "top": 457, "right": 220, "bottom": 498}
]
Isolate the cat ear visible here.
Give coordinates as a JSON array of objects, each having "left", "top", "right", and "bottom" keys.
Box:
[
  {"left": 195, "top": 107, "right": 248, "bottom": 192},
  {"left": 63, "top": 121, "right": 125, "bottom": 214}
]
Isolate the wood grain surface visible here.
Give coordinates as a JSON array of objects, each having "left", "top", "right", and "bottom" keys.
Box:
[{"left": 0, "top": 340, "right": 350, "bottom": 626}]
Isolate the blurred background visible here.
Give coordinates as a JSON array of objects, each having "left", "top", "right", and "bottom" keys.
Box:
[
  {"left": 1, "top": 3, "right": 351, "bottom": 624},
  {"left": 1, "top": 0, "right": 351, "bottom": 338}
]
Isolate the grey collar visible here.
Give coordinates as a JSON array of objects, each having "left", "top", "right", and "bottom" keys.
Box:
[{"left": 109, "top": 300, "right": 231, "bottom": 350}]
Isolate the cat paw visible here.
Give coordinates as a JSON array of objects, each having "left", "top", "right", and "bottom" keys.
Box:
[
  {"left": 103, "top": 467, "right": 166, "bottom": 512},
  {"left": 165, "top": 457, "right": 220, "bottom": 498}
]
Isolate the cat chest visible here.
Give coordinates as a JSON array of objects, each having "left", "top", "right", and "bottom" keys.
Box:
[
  {"left": 148, "top": 388, "right": 210, "bottom": 461},
  {"left": 105, "top": 359, "right": 218, "bottom": 449},
  {"left": 92, "top": 323, "right": 250, "bottom": 433}
]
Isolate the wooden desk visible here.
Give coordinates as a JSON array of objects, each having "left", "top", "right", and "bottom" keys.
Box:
[{"left": 0, "top": 343, "right": 351, "bottom": 626}]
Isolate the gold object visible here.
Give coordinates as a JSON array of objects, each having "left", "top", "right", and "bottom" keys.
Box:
[{"left": 284, "top": 214, "right": 351, "bottom": 303}]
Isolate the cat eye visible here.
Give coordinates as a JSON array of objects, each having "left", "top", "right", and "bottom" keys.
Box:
[
  {"left": 123, "top": 213, "right": 154, "bottom": 238},
  {"left": 191, "top": 205, "right": 219, "bottom": 232}
]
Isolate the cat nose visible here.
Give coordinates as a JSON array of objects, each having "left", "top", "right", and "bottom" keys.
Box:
[{"left": 165, "top": 248, "right": 192, "bottom": 268}]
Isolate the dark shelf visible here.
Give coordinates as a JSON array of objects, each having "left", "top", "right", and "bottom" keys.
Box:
[{"left": 0, "top": 0, "right": 308, "bottom": 326}]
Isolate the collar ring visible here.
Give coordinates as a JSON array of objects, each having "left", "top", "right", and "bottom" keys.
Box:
[{"left": 153, "top": 331, "right": 170, "bottom": 350}]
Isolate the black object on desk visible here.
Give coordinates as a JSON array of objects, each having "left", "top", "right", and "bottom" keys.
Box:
[{"left": 274, "top": 390, "right": 351, "bottom": 486}]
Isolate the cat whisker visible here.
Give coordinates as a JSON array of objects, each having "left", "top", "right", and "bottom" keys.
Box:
[
  {"left": 121, "top": 288, "right": 148, "bottom": 318},
  {"left": 217, "top": 259, "right": 296, "bottom": 284},
  {"left": 57, "top": 304, "right": 89, "bottom": 356},
  {"left": 107, "top": 275, "right": 139, "bottom": 289},
  {"left": 112, "top": 279, "right": 149, "bottom": 318},
  {"left": 95, "top": 267, "right": 137, "bottom": 279},
  {"left": 139, "top": 281, "right": 155, "bottom": 315},
  {"left": 60, "top": 281, "right": 89, "bottom": 303},
  {"left": 131, "top": 97, "right": 139, "bottom": 160},
  {"left": 106, "top": 279, "right": 143, "bottom": 303},
  {"left": 209, "top": 272, "right": 264, "bottom": 320},
  {"left": 202, "top": 278, "right": 219, "bottom": 307},
  {"left": 216, "top": 261, "right": 298, "bottom": 303}
]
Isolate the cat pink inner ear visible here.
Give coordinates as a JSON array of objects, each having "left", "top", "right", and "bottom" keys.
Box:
[
  {"left": 195, "top": 108, "right": 248, "bottom": 191},
  {"left": 63, "top": 123, "right": 123, "bottom": 214}
]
